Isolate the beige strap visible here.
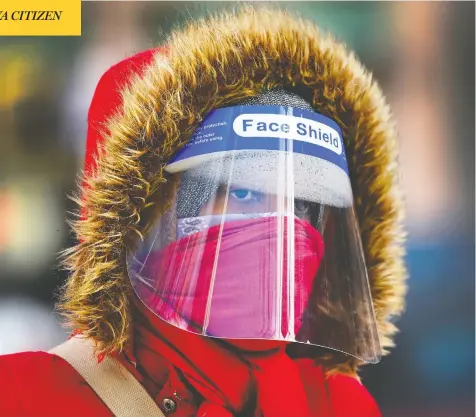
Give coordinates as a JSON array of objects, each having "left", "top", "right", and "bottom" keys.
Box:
[{"left": 49, "top": 337, "right": 165, "bottom": 417}]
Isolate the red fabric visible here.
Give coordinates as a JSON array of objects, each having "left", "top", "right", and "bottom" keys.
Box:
[
  {"left": 0, "top": 335, "right": 381, "bottom": 417},
  {"left": 84, "top": 48, "right": 158, "bottom": 179},
  {"left": 0, "top": 351, "right": 111, "bottom": 417},
  {"left": 136, "top": 217, "right": 324, "bottom": 339},
  {"left": 131, "top": 299, "right": 312, "bottom": 417}
]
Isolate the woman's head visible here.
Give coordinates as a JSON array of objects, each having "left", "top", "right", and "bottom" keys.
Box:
[
  {"left": 59, "top": 7, "right": 406, "bottom": 376},
  {"left": 126, "top": 88, "right": 382, "bottom": 364}
]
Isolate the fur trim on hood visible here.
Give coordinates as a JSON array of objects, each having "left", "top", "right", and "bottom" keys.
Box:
[{"left": 59, "top": 6, "right": 407, "bottom": 376}]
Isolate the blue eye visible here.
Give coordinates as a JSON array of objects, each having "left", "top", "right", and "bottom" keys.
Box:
[{"left": 230, "top": 189, "right": 260, "bottom": 202}]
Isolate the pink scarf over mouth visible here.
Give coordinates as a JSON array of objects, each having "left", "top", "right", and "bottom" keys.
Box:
[{"left": 135, "top": 216, "right": 324, "bottom": 341}]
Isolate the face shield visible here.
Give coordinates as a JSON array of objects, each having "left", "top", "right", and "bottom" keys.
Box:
[{"left": 127, "top": 100, "right": 382, "bottom": 363}]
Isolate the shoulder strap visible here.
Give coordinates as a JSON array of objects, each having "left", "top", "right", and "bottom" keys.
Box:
[{"left": 49, "top": 337, "right": 165, "bottom": 417}]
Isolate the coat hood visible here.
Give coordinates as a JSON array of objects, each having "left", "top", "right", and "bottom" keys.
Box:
[{"left": 59, "top": 7, "right": 407, "bottom": 376}]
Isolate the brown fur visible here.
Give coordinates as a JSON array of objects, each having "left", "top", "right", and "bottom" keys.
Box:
[{"left": 58, "top": 6, "right": 407, "bottom": 376}]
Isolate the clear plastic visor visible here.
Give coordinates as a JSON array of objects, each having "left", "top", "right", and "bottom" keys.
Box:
[{"left": 127, "top": 150, "right": 381, "bottom": 363}]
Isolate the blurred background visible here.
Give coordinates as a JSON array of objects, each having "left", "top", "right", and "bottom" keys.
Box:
[{"left": 0, "top": 2, "right": 474, "bottom": 416}]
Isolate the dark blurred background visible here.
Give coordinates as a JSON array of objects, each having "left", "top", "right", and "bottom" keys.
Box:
[{"left": 0, "top": 2, "right": 474, "bottom": 416}]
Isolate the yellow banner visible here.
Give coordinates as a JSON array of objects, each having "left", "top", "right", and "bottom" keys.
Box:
[{"left": 0, "top": 0, "right": 81, "bottom": 36}]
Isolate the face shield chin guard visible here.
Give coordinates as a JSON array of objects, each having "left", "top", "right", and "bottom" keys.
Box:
[{"left": 126, "top": 103, "right": 382, "bottom": 364}]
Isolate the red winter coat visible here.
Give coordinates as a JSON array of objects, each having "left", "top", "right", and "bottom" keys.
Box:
[
  {"left": 0, "top": 301, "right": 381, "bottom": 417},
  {"left": 0, "top": 350, "right": 380, "bottom": 417}
]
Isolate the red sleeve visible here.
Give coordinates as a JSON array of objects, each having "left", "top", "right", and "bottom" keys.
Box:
[
  {"left": 0, "top": 353, "right": 22, "bottom": 417},
  {"left": 0, "top": 351, "right": 112, "bottom": 417}
]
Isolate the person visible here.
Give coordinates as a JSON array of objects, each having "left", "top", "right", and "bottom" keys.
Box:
[{"left": 0, "top": 7, "right": 406, "bottom": 417}]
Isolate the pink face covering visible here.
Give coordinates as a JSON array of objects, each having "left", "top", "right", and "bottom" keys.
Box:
[{"left": 136, "top": 216, "right": 324, "bottom": 342}]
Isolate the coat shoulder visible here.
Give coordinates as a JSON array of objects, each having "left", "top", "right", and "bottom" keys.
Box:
[
  {"left": 0, "top": 351, "right": 111, "bottom": 417},
  {"left": 296, "top": 359, "right": 381, "bottom": 417},
  {"left": 326, "top": 373, "right": 381, "bottom": 417}
]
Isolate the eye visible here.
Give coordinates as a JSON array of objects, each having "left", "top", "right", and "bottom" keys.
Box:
[
  {"left": 294, "top": 199, "right": 310, "bottom": 216},
  {"left": 230, "top": 189, "right": 261, "bottom": 202}
]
